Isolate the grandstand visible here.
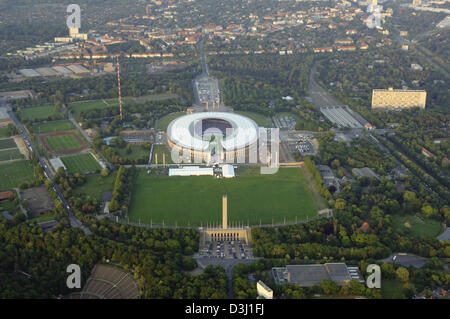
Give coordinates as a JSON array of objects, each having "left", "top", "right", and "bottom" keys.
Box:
[{"left": 65, "top": 264, "right": 140, "bottom": 299}]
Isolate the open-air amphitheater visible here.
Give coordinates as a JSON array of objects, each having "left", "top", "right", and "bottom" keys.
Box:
[{"left": 65, "top": 264, "right": 140, "bottom": 299}]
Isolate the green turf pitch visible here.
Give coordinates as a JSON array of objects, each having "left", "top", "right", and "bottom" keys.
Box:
[
  {"left": 33, "top": 121, "right": 75, "bottom": 134},
  {"left": 45, "top": 134, "right": 83, "bottom": 152},
  {"left": 129, "top": 167, "right": 318, "bottom": 226},
  {"left": 61, "top": 153, "right": 101, "bottom": 173},
  {"left": 0, "top": 161, "right": 38, "bottom": 190}
]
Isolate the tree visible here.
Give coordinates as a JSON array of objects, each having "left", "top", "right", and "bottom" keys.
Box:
[
  {"left": 100, "top": 168, "right": 110, "bottom": 177},
  {"left": 396, "top": 267, "right": 409, "bottom": 282}
]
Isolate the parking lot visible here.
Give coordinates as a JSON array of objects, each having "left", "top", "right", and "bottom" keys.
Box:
[{"left": 199, "top": 239, "right": 253, "bottom": 260}]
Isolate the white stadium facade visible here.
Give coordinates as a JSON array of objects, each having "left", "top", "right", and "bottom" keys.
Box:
[{"left": 167, "top": 112, "right": 259, "bottom": 163}]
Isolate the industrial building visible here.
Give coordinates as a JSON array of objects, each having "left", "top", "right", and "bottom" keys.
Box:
[
  {"left": 371, "top": 88, "right": 427, "bottom": 109},
  {"left": 272, "top": 263, "right": 353, "bottom": 287}
]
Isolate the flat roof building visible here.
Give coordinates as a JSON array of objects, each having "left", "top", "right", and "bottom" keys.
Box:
[
  {"left": 272, "top": 263, "right": 352, "bottom": 287},
  {"left": 372, "top": 88, "right": 426, "bottom": 109},
  {"left": 169, "top": 166, "right": 213, "bottom": 177}
]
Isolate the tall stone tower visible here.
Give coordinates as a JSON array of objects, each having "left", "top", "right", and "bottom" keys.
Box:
[{"left": 222, "top": 194, "right": 228, "bottom": 230}]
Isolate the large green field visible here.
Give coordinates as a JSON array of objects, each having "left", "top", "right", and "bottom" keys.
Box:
[
  {"left": 33, "top": 121, "right": 75, "bottom": 134},
  {"left": 0, "top": 161, "right": 38, "bottom": 190},
  {"left": 61, "top": 153, "right": 101, "bottom": 174},
  {"left": 129, "top": 167, "right": 318, "bottom": 226},
  {"left": 391, "top": 214, "right": 443, "bottom": 238},
  {"left": 19, "top": 105, "right": 62, "bottom": 121},
  {"left": 45, "top": 134, "right": 83, "bottom": 152}
]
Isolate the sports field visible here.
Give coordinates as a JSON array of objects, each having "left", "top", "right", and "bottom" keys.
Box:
[
  {"left": 61, "top": 153, "right": 102, "bottom": 174},
  {"left": 42, "top": 132, "right": 85, "bottom": 153},
  {"left": 0, "top": 161, "right": 38, "bottom": 190},
  {"left": 129, "top": 167, "right": 318, "bottom": 226},
  {"left": 33, "top": 121, "right": 75, "bottom": 134},
  {"left": 19, "top": 105, "right": 62, "bottom": 121}
]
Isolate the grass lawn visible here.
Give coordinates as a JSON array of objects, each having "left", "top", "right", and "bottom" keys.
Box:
[
  {"left": 153, "top": 144, "right": 174, "bottom": 164},
  {"left": 61, "top": 153, "right": 101, "bottom": 174},
  {"left": 157, "top": 112, "right": 186, "bottom": 131},
  {"left": 0, "top": 161, "right": 38, "bottom": 190},
  {"left": 0, "top": 138, "right": 17, "bottom": 150},
  {"left": 0, "top": 149, "right": 23, "bottom": 161},
  {"left": 124, "top": 93, "right": 179, "bottom": 104},
  {"left": 235, "top": 111, "right": 273, "bottom": 127},
  {"left": 19, "top": 105, "right": 62, "bottom": 121},
  {"left": 69, "top": 99, "right": 119, "bottom": 117},
  {"left": 116, "top": 145, "right": 149, "bottom": 162},
  {"left": 45, "top": 133, "right": 83, "bottom": 152},
  {"left": 129, "top": 167, "right": 318, "bottom": 226},
  {"left": 73, "top": 172, "right": 117, "bottom": 201},
  {"left": 33, "top": 121, "right": 75, "bottom": 134},
  {"left": 391, "top": 214, "right": 443, "bottom": 238}
]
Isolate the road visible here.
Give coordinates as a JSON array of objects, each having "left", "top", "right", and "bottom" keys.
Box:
[
  {"left": 8, "top": 110, "right": 91, "bottom": 235},
  {"left": 308, "top": 63, "right": 345, "bottom": 108}
]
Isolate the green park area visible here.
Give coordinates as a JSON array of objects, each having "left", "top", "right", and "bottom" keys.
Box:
[
  {"left": 0, "top": 161, "right": 38, "bottom": 190},
  {"left": 129, "top": 167, "right": 318, "bottom": 226},
  {"left": 391, "top": 214, "right": 443, "bottom": 238},
  {"left": 116, "top": 144, "right": 149, "bottom": 163},
  {"left": 73, "top": 172, "right": 117, "bottom": 201}
]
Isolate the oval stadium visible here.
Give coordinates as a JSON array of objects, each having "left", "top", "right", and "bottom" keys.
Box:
[{"left": 167, "top": 112, "right": 259, "bottom": 161}]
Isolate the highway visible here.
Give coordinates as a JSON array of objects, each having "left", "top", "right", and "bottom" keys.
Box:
[{"left": 8, "top": 109, "right": 91, "bottom": 235}]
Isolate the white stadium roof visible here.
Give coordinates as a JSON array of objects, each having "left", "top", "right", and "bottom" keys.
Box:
[{"left": 167, "top": 112, "right": 259, "bottom": 152}]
